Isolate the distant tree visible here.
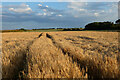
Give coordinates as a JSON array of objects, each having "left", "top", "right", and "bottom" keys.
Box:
[
  {"left": 85, "top": 22, "right": 114, "bottom": 30},
  {"left": 115, "top": 19, "right": 120, "bottom": 24},
  {"left": 63, "top": 28, "right": 71, "bottom": 31},
  {"left": 49, "top": 28, "right": 55, "bottom": 29},
  {"left": 19, "top": 28, "right": 26, "bottom": 31},
  {"left": 63, "top": 28, "right": 83, "bottom": 31},
  {"left": 57, "top": 28, "right": 62, "bottom": 29}
]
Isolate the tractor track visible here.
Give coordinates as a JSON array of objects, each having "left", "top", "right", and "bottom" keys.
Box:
[
  {"left": 46, "top": 33, "right": 101, "bottom": 79},
  {"left": 2, "top": 32, "right": 119, "bottom": 79},
  {"left": 46, "top": 33, "right": 119, "bottom": 79},
  {"left": 46, "top": 33, "right": 80, "bottom": 62},
  {"left": 2, "top": 33, "right": 43, "bottom": 79},
  {"left": 18, "top": 33, "right": 43, "bottom": 79},
  {"left": 27, "top": 33, "right": 86, "bottom": 78},
  {"left": 46, "top": 33, "right": 87, "bottom": 75}
]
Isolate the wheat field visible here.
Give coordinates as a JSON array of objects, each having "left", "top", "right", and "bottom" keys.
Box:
[{"left": 1, "top": 31, "right": 120, "bottom": 79}]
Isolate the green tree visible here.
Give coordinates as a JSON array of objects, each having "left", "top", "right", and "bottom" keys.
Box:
[
  {"left": 115, "top": 19, "right": 120, "bottom": 24},
  {"left": 85, "top": 22, "right": 114, "bottom": 30}
]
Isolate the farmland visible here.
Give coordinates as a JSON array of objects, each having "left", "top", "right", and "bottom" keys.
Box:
[{"left": 1, "top": 31, "right": 120, "bottom": 79}]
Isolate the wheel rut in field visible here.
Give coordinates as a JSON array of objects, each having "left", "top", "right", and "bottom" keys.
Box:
[
  {"left": 3, "top": 33, "right": 43, "bottom": 79},
  {"left": 46, "top": 33, "right": 79, "bottom": 61},
  {"left": 18, "top": 33, "right": 43, "bottom": 79},
  {"left": 27, "top": 33, "right": 43, "bottom": 52},
  {"left": 46, "top": 33, "right": 98, "bottom": 79},
  {"left": 46, "top": 33, "right": 87, "bottom": 74},
  {"left": 27, "top": 33, "right": 86, "bottom": 78},
  {"left": 46, "top": 33, "right": 119, "bottom": 79},
  {"left": 46, "top": 33, "right": 67, "bottom": 55}
]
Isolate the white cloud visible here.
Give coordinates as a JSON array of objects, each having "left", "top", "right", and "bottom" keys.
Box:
[
  {"left": 38, "top": 4, "right": 42, "bottom": 7},
  {"left": 37, "top": 12, "right": 50, "bottom": 16},
  {"left": 46, "top": 5, "right": 48, "bottom": 8},
  {"left": 56, "top": 14, "right": 62, "bottom": 17},
  {"left": 8, "top": 3, "right": 32, "bottom": 13},
  {"left": 79, "top": 9, "right": 86, "bottom": 11},
  {"left": 94, "top": 13, "right": 99, "bottom": 17},
  {"left": 68, "top": 2, "right": 88, "bottom": 10},
  {"left": 66, "top": 2, "right": 118, "bottom": 21},
  {"left": 8, "top": 8, "right": 13, "bottom": 11},
  {"left": 68, "top": 2, "right": 87, "bottom": 11},
  {"left": 43, "top": 13, "right": 47, "bottom": 15},
  {"left": 66, "top": 2, "right": 88, "bottom": 17}
]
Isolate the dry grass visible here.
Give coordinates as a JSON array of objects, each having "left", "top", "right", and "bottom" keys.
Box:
[
  {"left": 2, "top": 32, "right": 39, "bottom": 78},
  {"left": 27, "top": 33, "right": 86, "bottom": 78},
  {"left": 48, "top": 31, "right": 119, "bottom": 78},
  {"left": 1, "top": 31, "right": 120, "bottom": 79}
]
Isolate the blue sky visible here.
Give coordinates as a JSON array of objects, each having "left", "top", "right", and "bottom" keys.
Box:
[{"left": 1, "top": 2, "right": 118, "bottom": 30}]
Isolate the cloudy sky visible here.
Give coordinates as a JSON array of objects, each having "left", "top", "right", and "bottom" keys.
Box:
[{"left": 1, "top": 2, "right": 118, "bottom": 30}]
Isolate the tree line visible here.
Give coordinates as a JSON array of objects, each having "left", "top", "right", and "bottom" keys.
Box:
[
  {"left": 84, "top": 19, "right": 120, "bottom": 30},
  {"left": 13, "top": 19, "right": 120, "bottom": 31}
]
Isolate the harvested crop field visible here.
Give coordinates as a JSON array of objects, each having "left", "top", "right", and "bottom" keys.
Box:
[{"left": 1, "top": 31, "right": 120, "bottom": 79}]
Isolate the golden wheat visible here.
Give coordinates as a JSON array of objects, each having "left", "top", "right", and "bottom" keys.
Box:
[{"left": 1, "top": 31, "right": 119, "bottom": 79}]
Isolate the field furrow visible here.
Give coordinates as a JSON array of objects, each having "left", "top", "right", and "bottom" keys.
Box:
[
  {"left": 2, "top": 31, "right": 120, "bottom": 79},
  {"left": 27, "top": 33, "right": 87, "bottom": 78},
  {"left": 47, "top": 32, "right": 119, "bottom": 79},
  {"left": 2, "top": 32, "right": 41, "bottom": 78}
]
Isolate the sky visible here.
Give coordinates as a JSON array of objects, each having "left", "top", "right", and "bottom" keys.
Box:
[{"left": 1, "top": 2, "right": 118, "bottom": 30}]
